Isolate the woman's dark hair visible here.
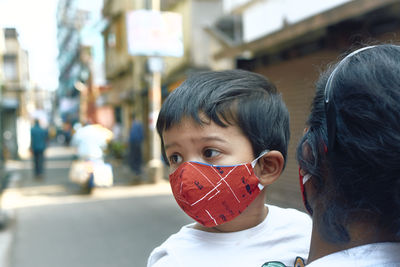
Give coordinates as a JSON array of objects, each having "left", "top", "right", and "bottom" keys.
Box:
[
  {"left": 297, "top": 44, "right": 400, "bottom": 243},
  {"left": 157, "top": 69, "right": 290, "bottom": 165}
]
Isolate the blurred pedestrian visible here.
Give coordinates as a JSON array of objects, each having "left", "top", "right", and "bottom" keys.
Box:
[
  {"left": 30, "top": 119, "right": 48, "bottom": 179},
  {"left": 71, "top": 121, "right": 113, "bottom": 161},
  {"left": 128, "top": 113, "right": 144, "bottom": 176}
]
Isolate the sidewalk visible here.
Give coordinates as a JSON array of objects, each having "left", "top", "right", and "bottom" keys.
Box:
[
  {"left": 0, "top": 171, "right": 20, "bottom": 267},
  {"left": 0, "top": 221, "right": 12, "bottom": 267}
]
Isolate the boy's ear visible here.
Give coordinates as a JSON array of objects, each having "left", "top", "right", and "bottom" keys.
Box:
[{"left": 255, "top": 151, "right": 284, "bottom": 186}]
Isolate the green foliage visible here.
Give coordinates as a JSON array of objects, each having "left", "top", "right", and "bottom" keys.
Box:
[{"left": 106, "top": 141, "right": 126, "bottom": 159}]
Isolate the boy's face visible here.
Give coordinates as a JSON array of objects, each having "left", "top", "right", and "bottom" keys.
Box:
[{"left": 163, "top": 116, "right": 254, "bottom": 173}]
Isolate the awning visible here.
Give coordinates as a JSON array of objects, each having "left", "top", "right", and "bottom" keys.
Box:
[{"left": 213, "top": 0, "right": 399, "bottom": 60}]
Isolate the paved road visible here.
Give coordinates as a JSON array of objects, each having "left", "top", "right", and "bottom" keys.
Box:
[{"left": 2, "top": 146, "right": 191, "bottom": 267}]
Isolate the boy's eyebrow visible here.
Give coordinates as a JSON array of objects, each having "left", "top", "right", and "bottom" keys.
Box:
[
  {"left": 164, "top": 142, "right": 181, "bottom": 150},
  {"left": 164, "top": 136, "right": 228, "bottom": 150},
  {"left": 200, "top": 136, "right": 228, "bottom": 143}
]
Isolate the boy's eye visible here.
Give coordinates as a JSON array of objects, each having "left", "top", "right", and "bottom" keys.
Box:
[
  {"left": 169, "top": 154, "right": 183, "bottom": 165},
  {"left": 203, "top": 148, "right": 220, "bottom": 159}
]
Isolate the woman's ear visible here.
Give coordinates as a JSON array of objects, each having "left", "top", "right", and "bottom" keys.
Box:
[{"left": 255, "top": 151, "right": 284, "bottom": 186}]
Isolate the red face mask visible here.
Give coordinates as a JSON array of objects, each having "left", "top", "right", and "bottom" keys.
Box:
[{"left": 169, "top": 151, "right": 268, "bottom": 227}]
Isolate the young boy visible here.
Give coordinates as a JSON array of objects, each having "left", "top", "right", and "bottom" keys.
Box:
[{"left": 147, "top": 69, "right": 311, "bottom": 267}]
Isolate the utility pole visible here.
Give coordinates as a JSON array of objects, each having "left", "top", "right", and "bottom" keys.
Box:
[
  {"left": 147, "top": 0, "right": 164, "bottom": 183},
  {"left": 126, "top": 0, "right": 182, "bottom": 183}
]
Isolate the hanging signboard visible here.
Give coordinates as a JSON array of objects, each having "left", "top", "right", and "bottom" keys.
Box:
[{"left": 126, "top": 9, "right": 184, "bottom": 57}]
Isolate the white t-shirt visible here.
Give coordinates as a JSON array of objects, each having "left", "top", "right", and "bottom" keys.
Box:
[
  {"left": 306, "top": 242, "right": 400, "bottom": 267},
  {"left": 147, "top": 204, "right": 312, "bottom": 267}
]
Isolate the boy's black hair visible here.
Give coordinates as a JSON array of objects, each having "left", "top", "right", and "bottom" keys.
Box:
[
  {"left": 157, "top": 69, "right": 290, "bottom": 165},
  {"left": 297, "top": 44, "right": 400, "bottom": 244}
]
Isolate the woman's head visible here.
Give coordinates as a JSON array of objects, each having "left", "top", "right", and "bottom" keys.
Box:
[{"left": 297, "top": 44, "right": 400, "bottom": 244}]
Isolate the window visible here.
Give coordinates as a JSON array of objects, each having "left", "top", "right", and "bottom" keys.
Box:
[{"left": 3, "top": 54, "right": 17, "bottom": 81}]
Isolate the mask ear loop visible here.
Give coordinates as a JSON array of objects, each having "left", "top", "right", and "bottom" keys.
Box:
[
  {"left": 302, "top": 173, "right": 312, "bottom": 184},
  {"left": 251, "top": 150, "right": 270, "bottom": 168},
  {"left": 251, "top": 149, "right": 270, "bottom": 190}
]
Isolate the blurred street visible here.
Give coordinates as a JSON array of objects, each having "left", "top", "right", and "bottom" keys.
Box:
[
  {"left": 0, "top": 0, "right": 399, "bottom": 266},
  {"left": 0, "top": 145, "right": 191, "bottom": 267}
]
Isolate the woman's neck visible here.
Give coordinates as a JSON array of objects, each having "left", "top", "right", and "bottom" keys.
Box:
[{"left": 308, "top": 219, "right": 397, "bottom": 264}]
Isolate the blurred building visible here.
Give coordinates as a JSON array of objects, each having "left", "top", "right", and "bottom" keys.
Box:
[
  {"left": 102, "top": 0, "right": 227, "bottom": 164},
  {"left": 161, "top": 0, "right": 229, "bottom": 88},
  {"left": 56, "top": 0, "right": 84, "bottom": 127},
  {"left": 0, "top": 29, "right": 4, "bottom": 85},
  {"left": 101, "top": 0, "right": 400, "bottom": 192},
  {"left": 102, "top": 0, "right": 149, "bottom": 158},
  {"left": 207, "top": 0, "right": 400, "bottom": 210},
  {"left": 1, "top": 28, "right": 30, "bottom": 159},
  {"left": 0, "top": 28, "right": 4, "bottom": 169},
  {"left": 56, "top": 0, "right": 109, "bottom": 142},
  {"left": 78, "top": 3, "right": 110, "bottom": 130}
]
